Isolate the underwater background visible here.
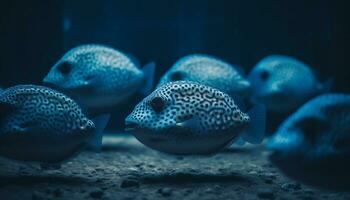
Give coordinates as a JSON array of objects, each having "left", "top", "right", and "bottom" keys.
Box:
[
  {"left": 1, "top": 1, "right": 350, "bottom": 200},
  {"left": 0, "top": 0, "right": 349, "bottom": 92}
]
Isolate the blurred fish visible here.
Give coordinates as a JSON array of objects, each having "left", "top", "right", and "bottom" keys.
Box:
[
  {"left": 267, "top": 94, "right": 350, "bottom": 188},
  {"left": 248, "top": 55, "right": 331, "bottom": 113},
  {"left": 157, "top": 54, "right": 251, "bottom": 98},
  {"left": 0, "top": 85, "right": 100, "bottom": 168},
  {"left": 43, "top": 44, "right": 155, "bottom": 114},
  {"left": 125, "top": 81, "right": 265, "bottom": 155}
]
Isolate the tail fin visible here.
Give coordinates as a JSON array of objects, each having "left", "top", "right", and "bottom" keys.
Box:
[
  {"left": 139, "top": 62, "right": 156, "bottom": 95},
  {"left": 241, "top": 103, "right": 266, "bottom": 144},
  {"left": 87, "top": 114, "right": 111, "bottom": 151}
]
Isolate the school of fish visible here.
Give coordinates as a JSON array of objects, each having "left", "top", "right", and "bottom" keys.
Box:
[{"left": 0, "top": 43, "right": 348, "bottom": 188}]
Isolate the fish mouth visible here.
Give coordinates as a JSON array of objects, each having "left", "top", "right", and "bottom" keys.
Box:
[{"left": 124, "top": 120, "right": 140, "bottom": 132}]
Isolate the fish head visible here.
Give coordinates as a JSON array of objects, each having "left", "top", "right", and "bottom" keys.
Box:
[
  {"left": 267, "top": 112, "right": 336, "bottom": 171},
  {"left": 126, "top": 81, "right": 193, "bottom": 134},
  {"left": 44, "top": 45, "right": 143, "bottom": 110},
  {"left": 43, "top": 46, "right": 102, "bottom": 96},
  {"left": 267, "top": 94, "right": 350, "bottom": 186},
  {"left": 249, "top": 55, "right": 316, "bottom": 112}
]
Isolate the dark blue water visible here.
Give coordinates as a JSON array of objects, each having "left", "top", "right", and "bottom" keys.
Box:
[{"left": 0, "top": 0, "right": 349, "bottom": 93}]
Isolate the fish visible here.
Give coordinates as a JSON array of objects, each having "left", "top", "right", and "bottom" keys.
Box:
[
  {"left": 0, "top": 85, "right": 101, "bottom": 168},
  {"left": 157, "top": 54, "right": 251, "bottom": 98},
  {"left": 248, "top": 55, "right": 331, "bottom": 113},
  {"left": 267, "top": 94, "right": 350, "bottom": 188},
  {"left": 125, "top": 81, "right": 265, "bottom": 155},
  {"left": 43, "top": 44, "right": 155, "bottom": 114}
]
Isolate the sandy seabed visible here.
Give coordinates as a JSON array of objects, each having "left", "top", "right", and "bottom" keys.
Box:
[{"left": 0, "top": 134, "right": 349, "bottom": 200}]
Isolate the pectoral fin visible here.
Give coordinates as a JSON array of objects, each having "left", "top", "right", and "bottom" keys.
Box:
[
  {"left": 71, "top": 81, "right": 94, "bottom": 95},
  {"left": 87, "top": 114, "right": 111, "bottom": 151},
  {"left": 175, "top": 116, "right": 201, "bottom": 131}
]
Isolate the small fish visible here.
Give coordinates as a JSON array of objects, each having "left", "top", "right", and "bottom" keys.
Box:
[
  {"left": 248, "top": 55, "right": 331, "bottom": 113},
  {"left": 43, "top": 44, "right": 155, "bottom": 114},
  {"left": 125, "top": 81, "right": 265, "bottom": 155},
  {"left": 267, "top": 94, "right": 350, "bottom": 187},
  {"left": 157, "top": 54, "right": 251, "bottom": 98},
  {"left": 0, "top": 85, "right": 98, "bottom": 167}
]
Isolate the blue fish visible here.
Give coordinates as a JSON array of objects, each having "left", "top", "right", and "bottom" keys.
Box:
[
  {"left": 248, "top": 55, "right": 331, "bottom": 113},
  {"left": 125, "top": 81, "right": 265, "bottom": 155},
  {"left": 43, "top": 44, "right": 155, "bottom": 114},
  {"left": 0, "top": 85, "right": 100, "bottom": 168},
  {"left": 267, "top": 94, "right": 350, "bottom": 187},
  {"left": 157, "top": 54, "right": 251, "bottom": 98}
]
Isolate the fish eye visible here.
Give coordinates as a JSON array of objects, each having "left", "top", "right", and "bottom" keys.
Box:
[
  {"left": 260, "top": 70, "right": 270, "bottom": 81},
  {"left": 170, "top": 71, "right": 184, "bottom": 81},
  {"left": 150, "top": 96, "right": 165, "bottom": 113},
  {"left": 58, "top": 61, "right": 72, "bottom": 74}
]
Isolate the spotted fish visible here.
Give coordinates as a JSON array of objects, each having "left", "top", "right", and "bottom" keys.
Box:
[
  {"left": 157, "top": 54, "right": 251, "bottom": 98},
  {"left": 0, "top": 85, "right": 98, "bottom": 167},
  {"left": 125, "top": 81, "right": 265, "bottom": 155},
  {"left": 43, "top": 44, "right": 155, "bottom": 114},
  {"left": 267, "top": 94, "right": 350, "bottom": 187},
  {"left": 248, "top": 55, "right": 331, "bottom": 113}
]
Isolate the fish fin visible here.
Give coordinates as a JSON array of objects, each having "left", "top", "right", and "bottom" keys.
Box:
[
  {"left": 224, "top": 136, "right": 244, "bottom": 149},
  {"left": 265, "top": 84, "right": 288, "bottom": 101},
  {"left": 87, "top": 114, "right": 111, "bottom": 151},
  {"left": 176, "top": 116, "right": 201, "bottom": 130},
  {"left": 71, "top": 81, "right": 94, "bottom": 95},
  {"left": 269, "top": 82, "right": 285, "bottom": 95},
  {"left": 241, "top": 103, "right": 266, "bottom": 144},
  {"left": 139, "top": 62, "right": 156, "bottom": 95}
]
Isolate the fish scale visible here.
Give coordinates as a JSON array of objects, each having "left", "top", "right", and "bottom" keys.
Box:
[{"left": 248, "top": 55, "right": 330, "bottom": 113}]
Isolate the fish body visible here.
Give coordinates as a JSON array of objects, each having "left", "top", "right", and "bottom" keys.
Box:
[
  {"left": 268, "top": 94, "right": 350, "bottom": 187},
  {"left": 248, "top": 55, "right": 330, "bottom": 113},
  {"left": 43, "top": 44, "right": 155, "bottom": 114},
  {"left": 157, "top": 54, "right": 251, "bottom": 98},
  {"left": 0, "top": 85, "right": 95, "bottom": 164},
  {"left": 125, "top": 81, "right": 265, "bottom": 155}
]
